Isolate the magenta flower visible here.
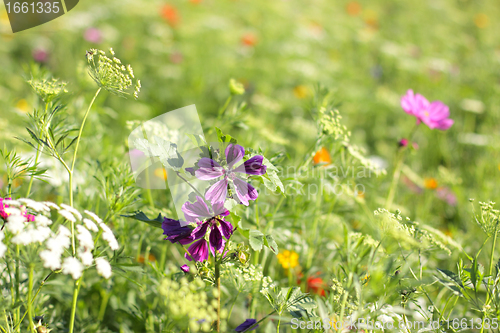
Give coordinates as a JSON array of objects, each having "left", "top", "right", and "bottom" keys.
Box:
[
  {"left": 195, "top": 144, "right": 267, "bottom": 206},
  {"left": 180, "top": 264, "right": 190, "bottom": 273},
  {"left": 1, "top": 198, "right": 35, "bottom": 222},
  {"left": 401, "top": 90, "right": 453, "bottom": 130},
  {"left": 32, "top": 48, "right": 49, "bottom": 63},
  {"left": 84, "top": 27, "right": 102, "bottom": 44},
  {"left": 436, "top": 187, "right": 457, "bottom": 206}
]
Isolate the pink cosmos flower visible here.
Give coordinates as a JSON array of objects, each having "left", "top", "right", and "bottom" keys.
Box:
[{"left": 400, "top": 90, "right": 453, "bottom": 130}]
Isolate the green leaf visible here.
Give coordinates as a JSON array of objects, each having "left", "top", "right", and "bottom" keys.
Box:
[
  {"left": 123, "top": 211, "right": 163, "bottom": 229},
  {"left": 264, "top": 234, "right": 279, "bottom": 254},
  {"left": 215, "top": 127, "right": 238, "bottom": 144},
  {"left": 249, "top": 229, "right": 264, "bottom": 251},
  {"left": 436, "top": 268, "right": 464, "bottom": 296}
]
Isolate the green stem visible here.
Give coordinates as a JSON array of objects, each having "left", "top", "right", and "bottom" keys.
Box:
[
  {"left": 14, "top": 245, "right": 20, "bottom": 333},
  {"left": 27, "top": 265, "right": 34, "bottom": 333},
  {"left": 97, "top": 290, "right": 111, "bottom": 322},
  {"left": 68, "top": 275, "right": 83, "bottom": 333},
  {"left": 14, "top": 272, "right": 54, "bottom": 331},
  {"left": 69, "top": 87, "right": 101, "bottom": 207},
  {"left": 480, "top": 229, "right": 498, "bottom": 333},
  {"left": 25, "top": 145, "right": 41, "bottom": 198},
  {"left": 385, "top": 123, "right": 419, "bottom": 209},
  {"left": 214, "top": 253, "right": 221, "bottom": 333},
  {"left": 227, "top": 290, "right": 241, "bottom": 321}
]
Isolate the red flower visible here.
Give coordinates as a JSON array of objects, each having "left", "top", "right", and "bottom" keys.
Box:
[{"left": 306, "top": 276, "right": 326, "bottom": 296}]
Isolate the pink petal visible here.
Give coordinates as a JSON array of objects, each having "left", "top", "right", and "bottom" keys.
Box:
[{"left": 206, "top": 178, "right": 229, "bottom": 203}]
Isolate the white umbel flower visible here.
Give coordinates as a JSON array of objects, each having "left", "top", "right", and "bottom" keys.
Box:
[
  {"left": 62, "top": 257, "right": 83, "bottom": 279},
  {"left": 58, "top": 209, "right": 76, "bottom": 223},
  {"left": 76, "top": 225, "right": 94, "bottom": 250},
  {"left": 35, "top": 215, "right": 52, "bottom": 227},
  {"left": 18, "top": 199, "right": 49, "bottom": 213},
  {"left": 60, "top": 204, "right": 83, "bottom": 221},
  {"left": 40, "top": 250, "right": 62, "bottom": 270},
  {"left": 84, "top": 210, "right": 102, "bottom": 224},
  {"left": 99, "top": 223, "right": 119, "bottom": 250},
  {"left": 78, "top": 249, "right": 94, "bottom": 267},
  {"left": 95, "top": 257, "right": 112, "bottom": 279},
  {"left": 6, "top": 215, "right": 26, "bottom": 234},
  {"left": 82, "top": 218, "right": 99, "bottom": 232}
]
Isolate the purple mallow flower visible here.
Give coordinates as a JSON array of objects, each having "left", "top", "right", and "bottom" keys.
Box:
[
  {"left": 182, "top": 196, "right": 233, "bottom": 261},
  {"left": 401, "top": 90, "right": 453, "bottom": 130},
  {"left": 180, "top": 264, "right": 190, "bottom": 273},
  {"left": 195, "top": 144, "right": 267, "bottom": 206},
  {"left": 235, "top": 319, "right": 258, "bottom": 332},
  {"left": 162, "top": 196, "right": 234, "bottom": 262}
]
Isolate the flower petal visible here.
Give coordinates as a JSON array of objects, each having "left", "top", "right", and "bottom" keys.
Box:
[
  {"left": 233, "top": 155, "right": 267, "bottom": 175},
  {"left": 209, "top": 225, "right": 223, "bottom": 252},
  {"left": 162, "top": 218, "right": 193, "bottom": 244},
  {"left": 185, "top": 239, "right": 209, "bottom": 262},
  {"left": 232, "top": 177, "right": 258, "bottom": 206},
  {"left": 219, "top": 219, "right": 234, "bottom": 239},
  {"left": 225, "top": 144, "right": 245, "bottom": 168},
  {"left": 182, "top": 196, "right": 211, "bottom": 222},
  {"left": 195, "top": 158, "right": 225, "bottom": 180},
  {"left": 206, "top": 178, "right": 228, "bottom": 203},
  {"left": 212, "top": 200, "right": 229, "bottom": 217}
]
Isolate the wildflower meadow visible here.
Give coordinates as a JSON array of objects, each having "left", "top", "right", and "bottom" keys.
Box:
[{"left": 0, "top": 0, "right": 500, "bottom": 332}]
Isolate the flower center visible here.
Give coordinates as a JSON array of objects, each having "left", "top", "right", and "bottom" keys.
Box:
[{"left": 423, "top": 110, "right": 429, "bottom": 117}]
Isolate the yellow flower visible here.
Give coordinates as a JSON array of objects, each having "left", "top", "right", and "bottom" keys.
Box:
[
  {"left": 16, "top": 99, "right": 30, "bottom": 113},
  {"left": 277, "top": 250, "right": 299, "bottom": 269},
  {"left": 154, "top": 168, "right": 168, "bottom": 180},
  {"left": 293, "top": 85, "right": 309, "bottom": 99},
  {"left": 474, "top": 13, "right": 489, "bottom": 29}
]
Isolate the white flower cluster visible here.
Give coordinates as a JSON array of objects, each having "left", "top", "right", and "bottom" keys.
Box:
[{"left": 1, "top": 198, "right": 118, "bottom": 280}]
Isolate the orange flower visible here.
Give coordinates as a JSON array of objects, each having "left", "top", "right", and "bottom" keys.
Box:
[
  {"left": 189, "top": 0, "right": 202, "bottom": 3},
  {"left": 474, "top": 13, "right": 489, "bottom": 29},
  {"left": 241, "top": 33, "right": 257, "bottom": 47},
  {"left": 161, "top": 4, "right": 180, "bottom": 27},
  {"left": 424, "top": 178, "right": 438, "bottom": 190},
  {"left": 138, "top": 253, "right": 157, "bottom": 263},
  {"left": 346, "top": 1, "right": 362, "bottom": 16},
  {"left": 313, "top": 147, "right": 331, "bottom": 165}
]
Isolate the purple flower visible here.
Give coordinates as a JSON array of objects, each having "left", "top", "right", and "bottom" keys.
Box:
[
  {"left": 32, "top": 48, "right": 48, "bottom": 63},
  {"left": 401, "top": 90, "right": 453, "bottom": 130},
  {"left": 436, "top": 187, "right": 457, "bottom": 206},
  {"left": 162, "top": 218, "right": 194, "bottom": 244},
  {"left": 84, "top": 27, "right": 102, "bottom": 44},
  {"left": 235, "top": 319, "right": 258, "bottom": 332},
  {"left": 182, "top": 196, "right": 233, "bottom": 261},
  {"left": 195, "top": 144, "right": 267, "bottom": 206},
  {"left": 180, "top": 264, "right": 190, "bottom": 273}
]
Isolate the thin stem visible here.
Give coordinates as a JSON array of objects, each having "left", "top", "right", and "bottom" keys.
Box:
[
  {"left": 175, "top": 172, "right": 205, "bottom": 199},
  {"left": 69, "top": 87, "right": 101, "bottom": 207},
  {"left": 214, "top": 253, "right": 221, "bottom": 333},
  {"left": 385, "top": 123, "right": 419, "bottom": 209},
  {"left": 25, "top": 145, "right": 40, "bottom": 198},
  {"left": 14, "top": 272, "right": 53, "bottom": 330},
  {"left": 227, "top": 290, "right": 241, "bottom": 321},
  {"left": 27, "top": 265, "right": 35, "bottom": 333},
  {"left": 68, "top": 275, "right": 83, "bottom": 333},
  {"left": 480, "top": 228, "right": 498, "bottom": 333},
  {"left": 14, "top": 245, "right": 20, "bottom": 333}
]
